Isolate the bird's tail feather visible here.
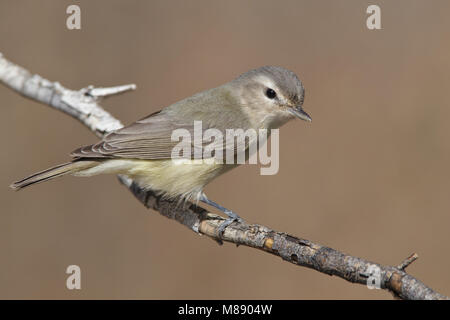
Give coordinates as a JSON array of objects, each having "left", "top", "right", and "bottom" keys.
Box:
[{"left": 10, "top": 160, "right": 97, "bottom": 190}]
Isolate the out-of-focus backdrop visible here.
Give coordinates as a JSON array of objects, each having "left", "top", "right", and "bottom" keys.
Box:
[{"left": 1, "top": 0, "right": 449, "bottom": 299}]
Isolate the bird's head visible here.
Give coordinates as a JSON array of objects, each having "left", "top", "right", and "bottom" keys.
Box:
[{"left": 233, "top": 66, "right": 311, "bottom": 129}]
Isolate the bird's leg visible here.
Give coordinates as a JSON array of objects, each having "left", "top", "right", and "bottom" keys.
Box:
[{"left": 199, "top": 193, "right": 243, "bottom": 239}]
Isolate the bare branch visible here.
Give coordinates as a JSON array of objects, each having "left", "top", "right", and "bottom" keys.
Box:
[
  {"left": 84, "top": 84, "right": 137, "bottom": 98},
  {"left": 397, "top": 253, "right": 419, "bottom": 271},
  {"left": 1, "top": 52, "right": 447, "bottom": 300}
]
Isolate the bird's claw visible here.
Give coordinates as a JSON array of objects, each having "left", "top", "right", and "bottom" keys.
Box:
[{"left": 217, "top": 213, "right": 243, "bottom": 240}]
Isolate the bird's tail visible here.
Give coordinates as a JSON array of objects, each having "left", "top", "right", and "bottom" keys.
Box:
[{"left": 10, "top": 160, "right": 97, "bottom": 190}]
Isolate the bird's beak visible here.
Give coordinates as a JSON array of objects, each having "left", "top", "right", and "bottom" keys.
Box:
[{"left": 288, "top": 106, "right": 312, "bottom": 122}]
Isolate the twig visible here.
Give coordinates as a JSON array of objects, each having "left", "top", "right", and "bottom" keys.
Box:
[
  {"left": 397, "top": 253, "right": 419, "bottom": 271},
  {"left": 1, "top": 52, "right": 447, "bottom": 300}
]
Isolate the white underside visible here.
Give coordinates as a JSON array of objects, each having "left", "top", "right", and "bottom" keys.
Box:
[{"left": 73, "top": 158, "right": 233, "bottom": 202}]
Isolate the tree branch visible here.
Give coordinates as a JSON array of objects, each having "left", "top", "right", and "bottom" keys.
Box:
[{"left": 1, "top": 52, "right": 447, "bottom": 300}]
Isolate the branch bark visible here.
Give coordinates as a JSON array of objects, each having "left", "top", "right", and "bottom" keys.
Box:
[{"left": 1, "top": 52, "right": 447, "bottom": 300}]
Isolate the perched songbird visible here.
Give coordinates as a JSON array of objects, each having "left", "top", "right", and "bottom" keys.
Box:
[{"left": 11, "top": 66, "right": 311, "bottom": 236}]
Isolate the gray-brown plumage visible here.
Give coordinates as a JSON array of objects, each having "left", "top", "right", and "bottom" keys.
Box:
[{"left": 11, "top": 66, "right": 311, "bottom": 205}]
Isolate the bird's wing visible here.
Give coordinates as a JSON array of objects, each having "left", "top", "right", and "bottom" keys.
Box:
[{"left": 70, "top": 110, "right": 232, "bottom": 160}]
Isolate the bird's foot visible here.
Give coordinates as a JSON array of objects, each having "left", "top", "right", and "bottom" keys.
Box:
[
  {"left": 217, "top": 209, "right": 243, "bottom": 239},
  {"left": 199, "top": 194, "right": 244, "bottom": 242}
]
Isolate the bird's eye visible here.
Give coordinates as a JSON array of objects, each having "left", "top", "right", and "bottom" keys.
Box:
[{"left": 265, "top": 88, "right": 277, "bottom": 99}]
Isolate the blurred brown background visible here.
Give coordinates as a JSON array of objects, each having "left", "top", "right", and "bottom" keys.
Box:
[{"left": 1, "top": 0, "right": 449, "bottom": 299}]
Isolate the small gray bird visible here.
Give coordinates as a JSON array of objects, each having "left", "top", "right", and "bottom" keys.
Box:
[{"left": 11, "top": 66, "right": 311, "bottom": 236}]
